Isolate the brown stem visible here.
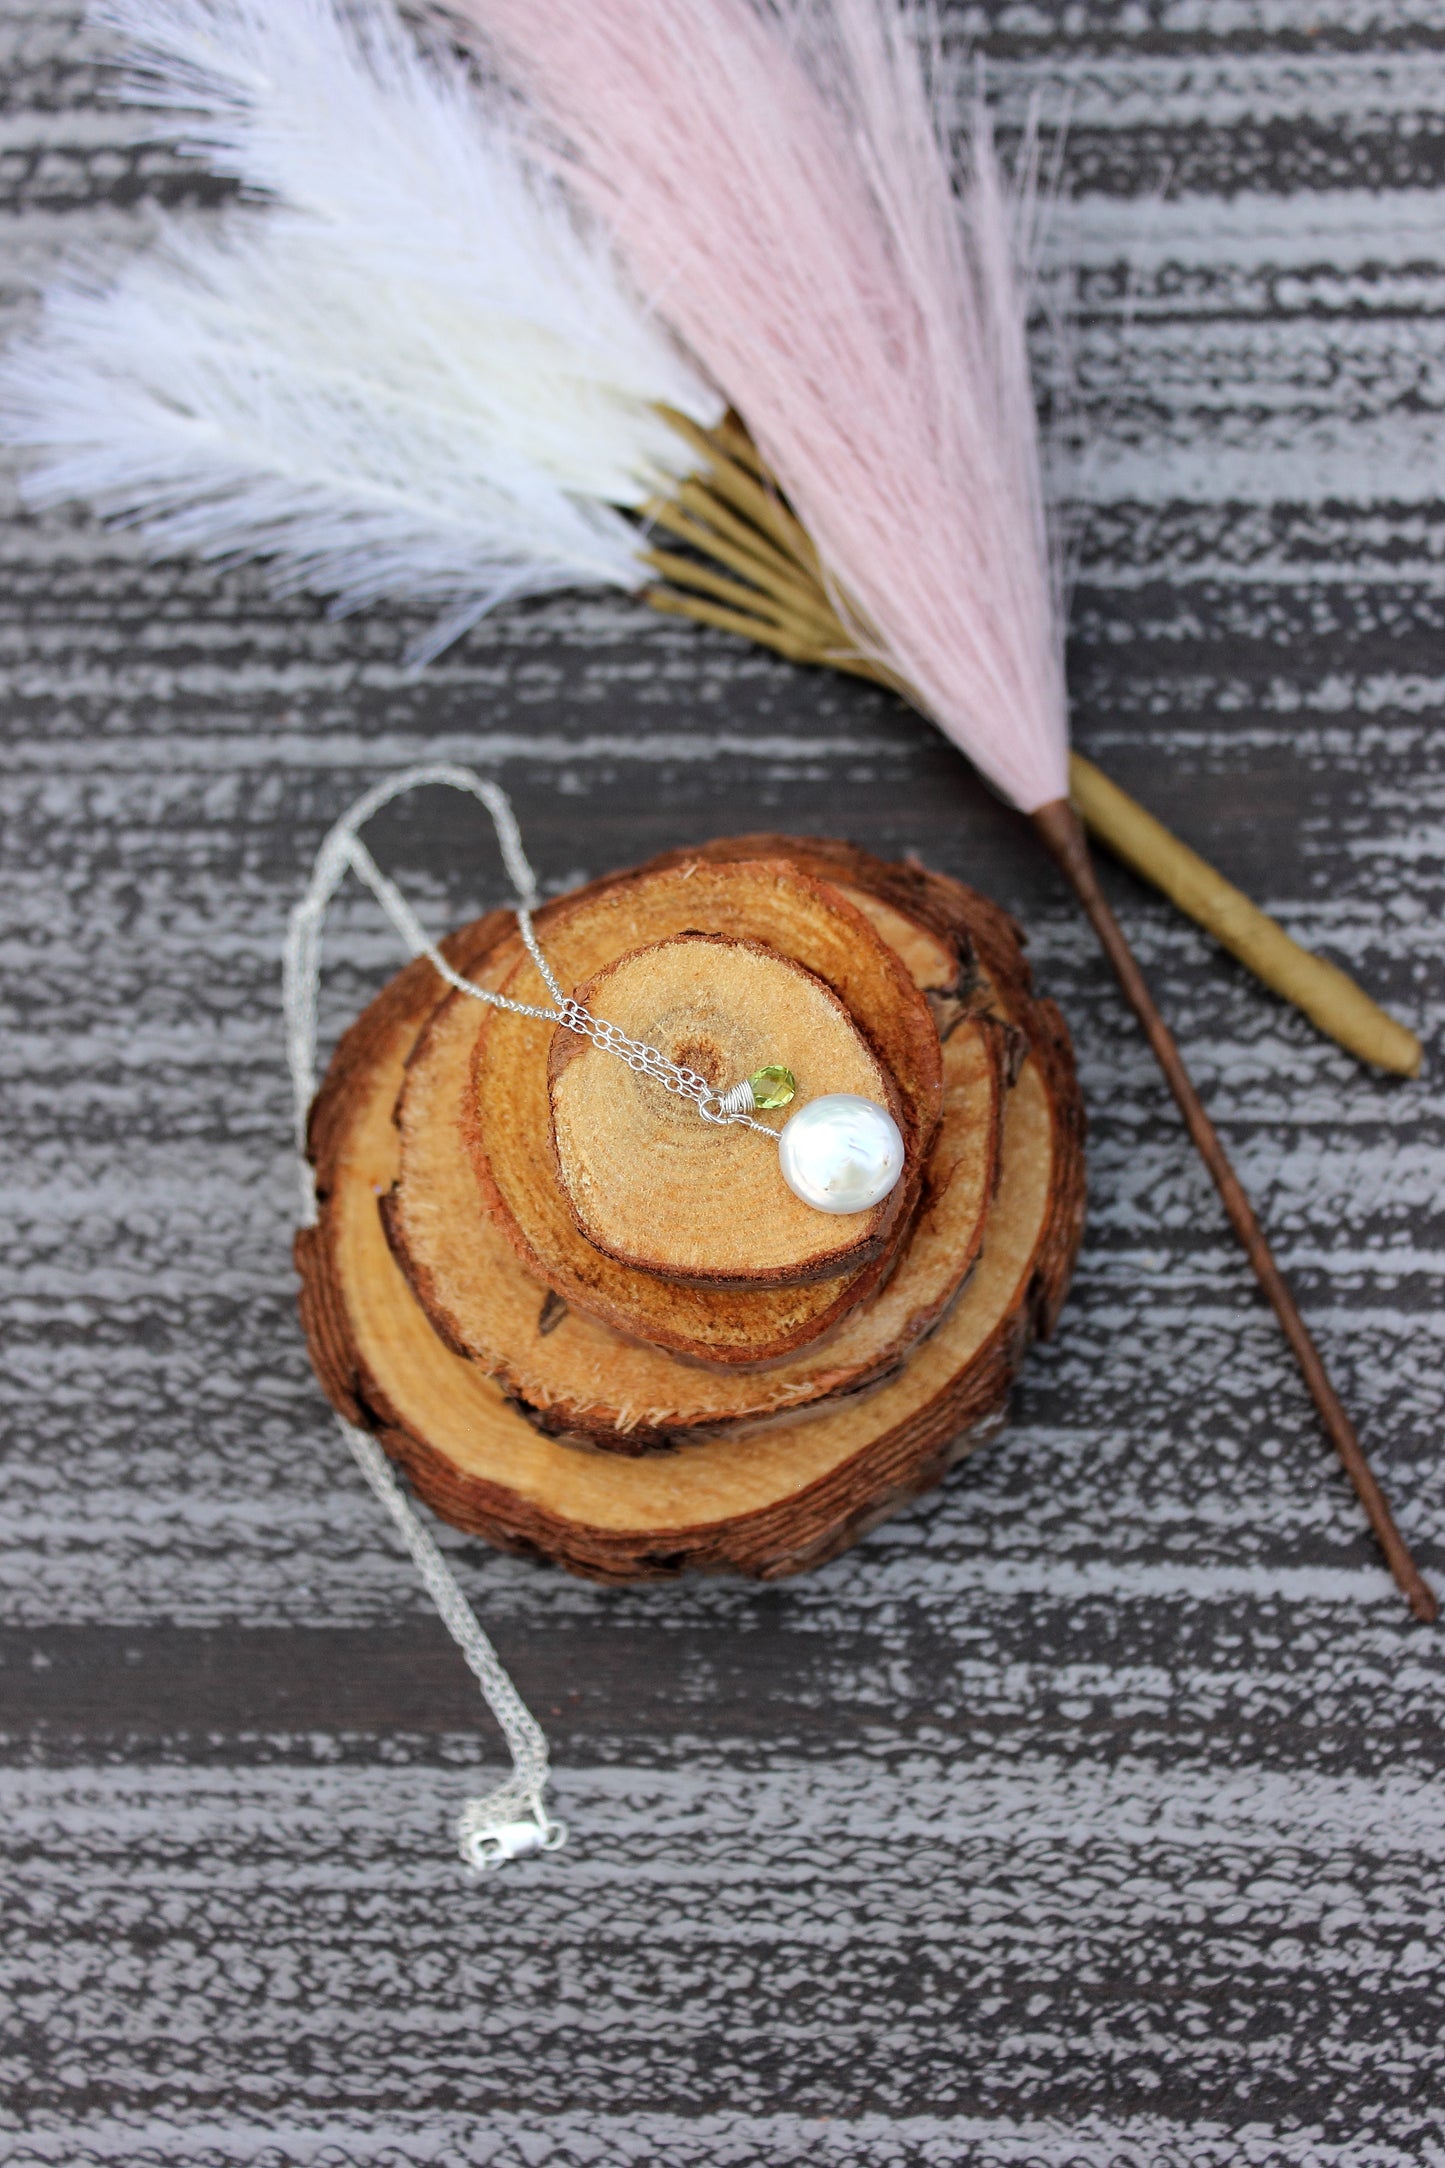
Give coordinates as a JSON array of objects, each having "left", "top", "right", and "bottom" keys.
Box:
[{"left": 1033, "top": 798, "right": 1436, "bottom": 1623}]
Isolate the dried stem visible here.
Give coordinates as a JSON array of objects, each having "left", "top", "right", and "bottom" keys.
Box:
[
  {"left": 656, "top": 404, "right": 825, "bottom": 573},
  {"left": 669, "top": 477, "right": 822, "bottom": 598},
  {"left": 639, "top": 547, "right": 833, "bottom": 639},
  {"left": 646, "top": 489, "right": 835, "bottom": 627},
  {"left": 647, "top": 585, "right": 855, "bottom": 669},
  {"left": 713, "top": 410, "right": 769, "bottom": 477},
  {"left": 1035, "top": 799, "right": 1435, "bottom": 1620}
]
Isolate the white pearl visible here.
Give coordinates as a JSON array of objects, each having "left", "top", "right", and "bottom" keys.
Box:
[{"left": 777, "top": 1093, "right": 905, "bottom": 1214}]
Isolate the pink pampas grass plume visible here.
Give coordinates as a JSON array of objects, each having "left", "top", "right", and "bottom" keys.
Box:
[{"left": 446, "top": 0, "right": 1067, "bottom": 813}]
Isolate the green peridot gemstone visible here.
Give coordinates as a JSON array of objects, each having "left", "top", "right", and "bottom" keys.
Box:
[{"left": 750, "top": 1064, "right": 796, "bottom": 1111}]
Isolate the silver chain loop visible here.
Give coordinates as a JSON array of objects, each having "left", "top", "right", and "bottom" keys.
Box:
[{"left": 283, "top": 765, "right": 575, "bottom": 1876}]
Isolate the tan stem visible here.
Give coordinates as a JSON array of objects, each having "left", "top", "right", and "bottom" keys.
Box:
[
  {"left": 668, "top": 477, "right": 824, "bottom": 600},
  {"left": 1034, "top": 799, "right": 1436, "bottom": 1623},
  {"left": 646, "top": 584, "right": 849, "bottom": 667},
  {"left": 639, "top": 547, "right": 837, "bottom": 638},
  {"left": 644, "top": 574, "right": 901, "bottom": 683},
  {"left": 645, "top": 490, "right": 816, "bottom": 604},
  {"left": 658, "top": 405, "right": 823, "bottom": 571},
  {"left": 645, "top": 554, "right": 909, "bottom": 693},
  {"left": 712, "top": 412, "right": 770, "bottom": 478},
  {"left": 1069, "top": 754, "right": 1421, "bottom": 1077},
  {"left": 704, "top": 457, "right": 823, "bottom": 573}
]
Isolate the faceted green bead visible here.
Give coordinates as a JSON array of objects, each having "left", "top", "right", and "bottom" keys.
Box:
[{"left": 749, "top": 1064, "right": 796, "bottom": 1111}]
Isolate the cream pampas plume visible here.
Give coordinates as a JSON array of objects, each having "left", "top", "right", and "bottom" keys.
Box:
[
  {"left": 446, "top": 0, "right": 1435, "bottom": 1615},
  {"left": 0, "top": 0, "right": 721, "bottom": 661}
]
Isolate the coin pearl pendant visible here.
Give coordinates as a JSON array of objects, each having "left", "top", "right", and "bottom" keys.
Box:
[{"left": 777, "top": 1094, "right": 905, "bottom": 1215}]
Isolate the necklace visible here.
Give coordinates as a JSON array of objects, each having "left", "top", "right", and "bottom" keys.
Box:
[
  {"left": 283, "top": 764, "right": 910, "bottom": 1872},
  {"left": 298, "top": 764, "right": 906, "bottom": 1219}
]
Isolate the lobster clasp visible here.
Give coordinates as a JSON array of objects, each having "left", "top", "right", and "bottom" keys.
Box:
[{"left": 459, "top": 1807, "right": 567, "bottom": 1875}]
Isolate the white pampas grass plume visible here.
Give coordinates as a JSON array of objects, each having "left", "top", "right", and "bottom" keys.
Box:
[
  {"left": 450, "top": 0, "right": 1068, "bottom": 810},
  {"left": 0, "top": 0, "right": 721, "bottom": 661}
]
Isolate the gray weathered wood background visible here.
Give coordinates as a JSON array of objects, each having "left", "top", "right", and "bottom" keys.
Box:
[{"left": 2, "top": 2, "right": 1443, "bottom": 2161}]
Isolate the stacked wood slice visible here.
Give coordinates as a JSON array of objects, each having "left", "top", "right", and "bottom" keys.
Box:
[{"left": 295, "top": 836, "right": 1086, "bottom": 1582}]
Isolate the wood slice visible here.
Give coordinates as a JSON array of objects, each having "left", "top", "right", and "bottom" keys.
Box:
[
  {"left": 460, "top": 856, "right": 943, "bottom": 1366},
  {"left": 296, "top": 964, "right": 1080, "bottom": 1583},
  {"left": 385, "top": 958, "right": 1004, "bottom": 1450},
  {"left": 548, "top": 932, "right": 898, "bottom": 1287},
  {"left": 295, "top": 841, "right": 1087, "bottom": 1579}
]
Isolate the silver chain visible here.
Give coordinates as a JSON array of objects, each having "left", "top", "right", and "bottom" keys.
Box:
[
  {"left": 550, "top": 998, "right": 769, "bottom": 1127},
  {"left": 282, "top": 763, "right": 785, "bottom": 1872},
  {"left": 283, "top": 764, "right": 582, "bottom": 1877},
  {"left": 337, "top": 812, "right": 775, "bottom": 1134},
  {"left": 339, "top": 1420, "right": 565, "bottom": 1873}
]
